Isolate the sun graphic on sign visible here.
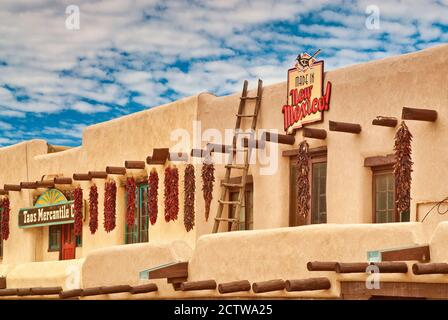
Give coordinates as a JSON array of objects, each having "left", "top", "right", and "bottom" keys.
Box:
[{"left": 35, "top": 189, "right": 68, "bottom": 207}]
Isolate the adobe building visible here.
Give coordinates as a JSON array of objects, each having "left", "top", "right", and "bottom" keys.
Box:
[{"left": 0, "top": 44, "right": 447, "bottom": 299}]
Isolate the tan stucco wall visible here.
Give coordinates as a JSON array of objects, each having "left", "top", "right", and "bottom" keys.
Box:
[{"left": 0, "top": 44, "right": 447, "bottom": 274}]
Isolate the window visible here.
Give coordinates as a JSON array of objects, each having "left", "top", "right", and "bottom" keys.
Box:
[
  {"left": 228, "top": 184, "right": 253, "bottom": 231},
  {"left": 48, "top": 224, "right": 81, "bottom": 252},
  {"left": 125, "top": 183, "right": 149, "bottom": 244},
  {"left": 48, "top": 225, "right": 61, "bottom": 251},
  {"left": 289, "top": 148, "right": 327, "bottom": 226},
  {"left": 372, "top": 167, "right": 409, "bottom": 223}
]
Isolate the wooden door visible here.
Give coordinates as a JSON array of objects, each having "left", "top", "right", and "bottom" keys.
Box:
[{"left": 61, "top": 224, "right": 76, "bottom": 260}]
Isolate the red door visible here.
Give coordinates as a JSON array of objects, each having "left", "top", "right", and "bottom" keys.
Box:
[{"left": 61, "top": 224, "right": 76, "bottom": 260}]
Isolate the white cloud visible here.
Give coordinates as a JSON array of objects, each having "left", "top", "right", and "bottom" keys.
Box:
[
  {"left": 71, "top": 101, "right": 110, "bottom": 114},
  {"left": 0, "top": 121, "right": 13, "bottom": 130}
]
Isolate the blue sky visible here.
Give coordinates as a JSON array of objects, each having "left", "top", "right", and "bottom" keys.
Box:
[{"left": 0, "top": 0, "right": 447, "bottom": 147}]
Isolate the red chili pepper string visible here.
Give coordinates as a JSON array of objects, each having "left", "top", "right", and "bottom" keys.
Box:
[
  {"left": 125, "top": 177, "right": 136, "bottom": 227},
  {"left": 148, "top": 170, "right": 159, "bottom": 225},
  {"left": 184, "top": 164, "right": 195, "bottom": 232},
  {"left": 89, "top": 184, "right": 99, "bottom": 234},
  {"left": 1, "top": 197, "right": 10, "bottom": 240},
  {"left": 104, "top": 180, "right": 117, "bottom": 232},
  {"left": 73, "top": 187, "right": 83, "bottom": 236}
]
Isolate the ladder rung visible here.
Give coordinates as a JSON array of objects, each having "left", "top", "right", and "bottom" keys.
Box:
[
  {"left": 225, "top": 164, "right": 246, "bottom": 170},
  {"left": 215, "top": 217, "right": 238, "bottom": 222},
  {"left": 222, "top": 182, "right": 244, "bottom": 188},
  {"left": 236, "top": 114, "right": 257, "bottom": 118},
  {"left": 218, "top": 200, "right": 242, "bottom": 205},
  {"left": 240, "top": 96, "right": 258, "bottom": 100}
]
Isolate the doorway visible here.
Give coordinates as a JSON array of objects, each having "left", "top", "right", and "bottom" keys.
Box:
[{"left": 61, "top": 224, "right": 76, "bottom": 260}]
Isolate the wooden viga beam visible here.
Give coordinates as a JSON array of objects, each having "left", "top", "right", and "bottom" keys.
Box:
[
  {"left": 180, "top": 280, "right": 217, "bottom": 291},
  {"left": 285, "top": 277, "right": 331, "bottom": 292},
  {"left": 20, "top": 181, "right": 38, "bottom": 189},
  {"left": 335, "top": 262, "right": 408, "bottom": 274},
  {"left": 218, "top": 280, "right": 251, "bottom": 294},
  {"left": 307, "top": 261, "right": 338, "bottom": 272},
  {"left": 252, "top": 279, "right": 285, "bottom": 293},
  {"left": 412, "top": 263, "right": 448, "bottom": 275},
  {"left": 124, "top": 160, "right": 146, "bottom": 169},
  {"left": 89, "top": 171, "right": 108, "bottom": 179},
  {"left": 303, "top": 128, "right": 327, "bottom": 140},
  {"left": 329, "top": 120, "right": 361, "bottom": 134},
  {"left": 0, "top": 189, "right": 8, "bottom": 196},
  {"left": 54, "top": 177, "right": 73, "bottom": 185},
  {"left": 36, "top": 180, "right": 55, "bottom": 189},
  {"left": 130, "top": 283, "right": 158, "bottom": 294},
  {"left": 262, "top": 132, "right": 295, "bottom": 145},
  {"left": 73, "top": 173, "right": 92, "bottom": 181},
  {"left": 402, "top": 107, "right": 437, "bottom": 122},
  {"left": 59, "top": 289, "right": 83, "bottom": 299},
  {"left": 372, "top": 116, "right": 398, "bottom": 127},
  {"left": 106, "top": 166, "right": 126, "bottom": 175},
  {"left": 4, "top": 184, "right": 21, "bottom": 192}
]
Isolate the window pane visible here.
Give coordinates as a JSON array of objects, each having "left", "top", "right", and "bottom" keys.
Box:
[
  {"left": 49, "top": 225, "right": 61, "bottom": 250},
  {"left": 311, "top": 162, "right": 327, "bottom": 224},
  {"left": 374, "top": 172, "right": 395, "bottom": 223}
]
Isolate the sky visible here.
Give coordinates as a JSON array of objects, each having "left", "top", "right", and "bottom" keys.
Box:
[{"left": 0, "top": 0, "right": 447, "bottom": 147}]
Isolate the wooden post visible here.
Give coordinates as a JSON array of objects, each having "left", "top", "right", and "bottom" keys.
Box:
[
  {"left": 412, "top": 263, "right": 448, "bottom": 275},
  {"left": 4, "top": 184, "right": 21, "bottom": 192},
  {"left": 89, "top": 171, "right": 108, "bottom": 179},
  {"left": 402, "top": 107, "right": 437, "bottom": 122},
  {"left": 0, "top": 277, "right": 6, "bottom": 289},
  {"left": 73, "top": 173, "right": 92, "bottom": 181},
  {"left": 54, "top": 177, "right": 72, "bottom": 185},
  {"left": 180, "top": 280, "right": 217, "bottom": 291},
  {"left": 329, "top": 121, "right": 362, "bottom": 134},
  {"left": 307, "top": 261, "right": 338, "bottom": 271},
  {"left": 106, "top": 166, "right": 126, "bottom": 175},
  {"left": 252, "top": 279, "right": 285, "bottom": 293},
  {"left": 30, "top": 287, "right": 63, "bottom": 295},
  {"left": 101, "top": 285, "right": 132, "bottom": 294},
  {"left": 371, "top": 262, "right": 408, "bottom": 273},
  {"left": 262, "top": 132, "right": 295, "bottom": 145},
  {"left": 80, "top": 287, "right": 103, "bottom": 296},
  {"left": 130, "top": 283, "right": 158, "bottom": 294},
  {"left": 285, "top": 277, "right": 331, "bottom": 292},
  {"left": 17, "top": 288, "right": 32, "bottom": 296},
  {"left": 0, "top": 289, "right": 18, "bottom": 297},
  {"left": 20, "top": 182, "right": 38, "bottom": 189},
  {"left": 218, "top": 280, "right": 251, "bottom": 294},
  {"left": 124, "top": 161, "right": 146, "bottom": 169},
  {"left": 336, "top": 263, "right": 369, "bottom": 273},
  {"left": 372, "top": 117, "right": 398, "bottom": 127},
  {"left": 303, "top": 128, "right": 327, "bottom": 140},
  {"left": 59, "top": 289, "right": 83, "bottom": 299}
]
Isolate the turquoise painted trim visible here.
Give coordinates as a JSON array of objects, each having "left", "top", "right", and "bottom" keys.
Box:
[
  {"left": 139, "top": 261, "right": 178, "bottom": 280},
  {"left": 19, "top": 219, "right": 75, "bottom": 229}
]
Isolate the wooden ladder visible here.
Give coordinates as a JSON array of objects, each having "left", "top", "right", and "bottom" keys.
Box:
[{"left": 212, "top": 79, "right": 263, "bottom": 233}]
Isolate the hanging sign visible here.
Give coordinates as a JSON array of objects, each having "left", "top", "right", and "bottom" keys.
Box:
[
  {"left": 18, "top": 189, "right": 76, "bottom": 228},
  {"left": 282, "top": 50, "right": 332, "bottom": 134}
]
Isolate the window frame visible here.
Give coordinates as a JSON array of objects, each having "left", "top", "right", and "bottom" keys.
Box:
[
  {"left": 289, "top": 147, "right": 328, "bottom": 226},
  {"left": 310, "top": 155, "right": 327, "bottom": 224},
  {"left": 125, "top": 181, "right": 149, "bottom": 244},
  {"left": 228, "top": 182, "right": 254, "bottom": 231},
  {"left": 371, "top": 165, "right": 397, "bottom": 223}
]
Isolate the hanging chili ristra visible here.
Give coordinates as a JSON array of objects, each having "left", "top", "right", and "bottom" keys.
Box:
[
  {"left": 104, "top": 180, "right": 117, "bottom": 232},
  {"left": 184, "top": 164, "right": 195, "bottom": 232},
  {"left": 89, "top": 184, "right": 99, "bottom": 234},
  {"left": 164, "top": 166, "right": 179, "bottom": 222},
  {"left": 394, "top": 121, "right": 413, "bottom": 218},
  {"left": 125, "top": 176, "right": 136, "bottom": 227},
  {"left": 1, "top": 197, "right": 10, "bottom": 240},
  {"left": 148, "top": 169, "right": 159, "bottom": 225},
  {"left": 201, "top": 160, "right": 215, "bottom": 221},
  {"left": 73, "top": 187, "right": 83, "bottom": 236},
  {"left": 296, "top": 140, "right": 310, "bottom": 224}
]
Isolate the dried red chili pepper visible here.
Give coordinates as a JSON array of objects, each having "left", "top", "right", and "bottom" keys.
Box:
[
  {"left": 125, "top": 177, "right": 136, "bottom": 227},
  {"left": 201, "top": 162, "right": 215, "bottom": 221},
  {"left": 164, "top": 166, "right": 179, "bottom": 222},
  {"left": 104, "top": 180, "right": 117, "bottom": 232},
  {"left": 0, "top": 197, "right": 10, "bottom": 240},
  {"left": 394, "top": 121, "right": 413, "bottom": 217},
  {"left": 73, "top": 187, "right": 83, "bottom": 236},
  {"left": 148, "top": 169, "right": 159, "bottom": 225},
  {"left": 184, "top": 164, "right": 195, "bottom": 231},
  {"left": 89, "top": 184, "right": 99, "bottom": 234}
]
